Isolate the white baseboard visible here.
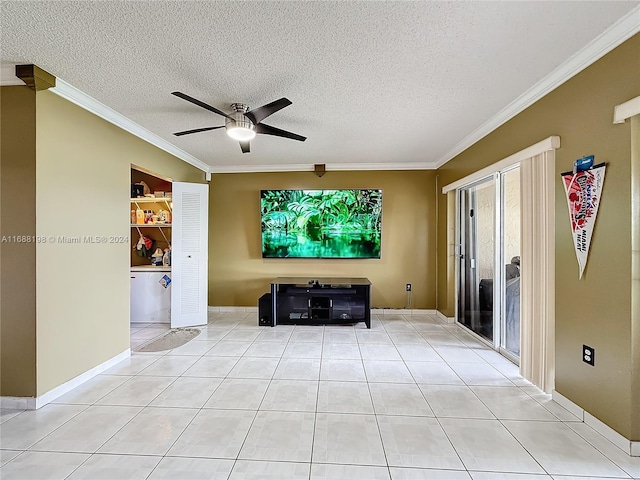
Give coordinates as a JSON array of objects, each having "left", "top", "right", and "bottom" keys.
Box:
[
  {"left": 208, "top": 306, "right": 258, "bottom": 313},
  {"left": 584, "top": 411, "right": 638, "bottom": 457},
  {"left": 436, "top": 310, "right": 455, "bottom": 323},
  {"left": 552, "top": 389, "right": 638, "bottom": 456},
  {"left": 210, "top": 306, "right": 440, "bottom": 319},
  {"left": 375, "top": 309, "right": 404, "bottom": 315},
  {"left": 1, "top": 349, "right": 130, "bottom": 410},
  {"left": 551, "top": 390, "right": 585, "bottom": 420},
  {"left": 210, "top": 306, "right": 436, "bottom": 316},
  {"left": 0, "top": 396, "right": 36, "bottom": 410},
  {"left": 371, "top": 308, "right": 437, "bottom": 315}
]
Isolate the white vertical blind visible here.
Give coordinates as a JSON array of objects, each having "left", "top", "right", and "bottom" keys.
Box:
[{"left": 520, "top": 151, "right": 556, "bottom": 392}]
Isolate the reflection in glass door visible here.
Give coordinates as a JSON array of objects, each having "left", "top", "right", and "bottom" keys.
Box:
[
  {"left": 501, "top": 167, "right": 521, "bottom": 358},
  {"left": 458, "top": 178, "right": 495, "bottom": 343}
]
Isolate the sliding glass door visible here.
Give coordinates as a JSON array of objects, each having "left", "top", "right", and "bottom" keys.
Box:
[
  {"left": 458, "top": 177, "right": 495, "bottom": 343},
  {"left": 457, "top": 167, "right": 521, "bottom": 361}
]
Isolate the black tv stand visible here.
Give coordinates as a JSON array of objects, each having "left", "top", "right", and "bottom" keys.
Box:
[{"left": 269, "top": 277, "right": 371, "bottom": 329}]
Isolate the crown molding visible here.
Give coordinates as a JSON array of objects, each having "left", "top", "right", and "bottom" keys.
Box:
[
  {"left": 25, "top": 5, "right": 638, "bottom": 176},
  {"left": 326, "top": 162, "right": 437, "bottom": 171},
  {"left": 208, "top": 161, "right": 436, "bottom": 174},
  {"left": 434, "top": 5, "right": 640, "bottom": 169},
  {"left": 209, "top": 163, "right": 315, "bottom": 173},
  {"left": 48, "top": 78, "right": 210, "bottom": 173},
  {"left": 45, "top": 77, "right": 436, "bottom": 175}
]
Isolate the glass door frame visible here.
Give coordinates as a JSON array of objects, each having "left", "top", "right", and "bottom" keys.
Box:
[
  {"left": 455, "top": 165, "right": 521, "bottom": 365},
  {"left": 497, "top": 164, "right": 520, "bottom": 365},
  {"left": 455, "top": 173, "right": 497, "bottom": 348}
]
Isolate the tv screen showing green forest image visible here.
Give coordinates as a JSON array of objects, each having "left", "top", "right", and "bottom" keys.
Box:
[{"left": 261, "top": 189, "right": 382, "bottom": 258}]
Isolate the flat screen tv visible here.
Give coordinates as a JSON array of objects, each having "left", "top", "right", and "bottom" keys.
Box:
[{"left": 261, "top": 189, "right": 382, "bottom": 258}]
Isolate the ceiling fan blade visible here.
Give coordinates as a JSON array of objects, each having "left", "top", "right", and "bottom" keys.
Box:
[
  {"left": 173, "top": 126, "right": 224, "bottom": 136},
  {"left": 245, "top": 98, "right": 292, "bottom": 124},
  {"left": 171, "top": 91, "right": 231, "bottom": 119},
  {"left": 255, "top": 123, "right": 306, "bottom": 142},
  {"left": 240, "top": 141, "right": 250, "bottom": 153}
]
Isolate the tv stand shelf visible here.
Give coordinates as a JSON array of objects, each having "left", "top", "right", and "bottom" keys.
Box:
[{"left": 270, "top": 277, "right": 371, "bottom": 329}]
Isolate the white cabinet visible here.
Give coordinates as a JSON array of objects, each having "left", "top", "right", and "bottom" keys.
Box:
[{"left": 130, "top": 268, "right": 172, "bottom": 323}]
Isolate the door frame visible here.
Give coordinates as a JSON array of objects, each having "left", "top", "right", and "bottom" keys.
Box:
[
  {"left": 497, "top": 164, "right": 521, "bottom": 363},
  {"left": 455, "top": 174, "right": 497, "bottom": 346}
]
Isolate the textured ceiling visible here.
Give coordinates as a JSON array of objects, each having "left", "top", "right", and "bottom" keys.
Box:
[{"left": 1, "top": 1, "right": 638, "bottom": 172}]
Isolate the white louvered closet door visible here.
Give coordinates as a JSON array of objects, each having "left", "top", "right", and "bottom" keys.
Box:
[{"left": 171, "top": 181, "right": 209, "bottom": 328}]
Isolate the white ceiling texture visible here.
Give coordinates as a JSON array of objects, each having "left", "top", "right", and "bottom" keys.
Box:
[{"left": 1, "top": 1, "right": 639, "bottom": 173}]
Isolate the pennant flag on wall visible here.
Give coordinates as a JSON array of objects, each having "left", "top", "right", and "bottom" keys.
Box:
[{"left": 561, "top": 161, "right": 606, "bottom": 279}]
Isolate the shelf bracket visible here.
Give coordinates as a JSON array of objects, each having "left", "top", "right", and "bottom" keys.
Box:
[{"left": 158, "top": 227, "right": 170, "bottom": 244}]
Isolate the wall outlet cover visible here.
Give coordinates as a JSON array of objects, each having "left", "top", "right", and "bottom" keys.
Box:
[{"left": 583, "top": 345, "right": 595, "bottom": 366}]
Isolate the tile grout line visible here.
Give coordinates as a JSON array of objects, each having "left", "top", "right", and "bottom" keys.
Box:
[
  {"left": 201, "top": 312, "right": 259, "bottom": 479},
  {"left": 393, "top": 314, "right": 469, "bottom": 476},
  {"left": 360, "top": 336, "right": 394, "bottom": 477},
  {"left": 560, "top": 421, "right": 637, "bottom": 478},
  {"left": 308, "top": 326, "right": 325, "bottom": 479},
  {"left": 132, "top": 318, "right": 229, "bottom": 479}
]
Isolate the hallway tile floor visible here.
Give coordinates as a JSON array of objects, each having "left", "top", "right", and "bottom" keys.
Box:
[{"left": 1, "top": 312, "right": 639, "bottom": 479}]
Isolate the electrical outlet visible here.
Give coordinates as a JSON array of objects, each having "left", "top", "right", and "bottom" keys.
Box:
[
  {"left": 406, "top": 283, "right": 412, "bottom": 292},
  {"left": 583, "top": 345, "right": 595, "bottom": 366}
]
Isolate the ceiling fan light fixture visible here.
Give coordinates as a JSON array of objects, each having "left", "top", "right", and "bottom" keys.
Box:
[
  {"left": 226, "top": 124, "right": 256, "bottom": 141},
  {"left": 225, "top": 104, "right": 256, "bottom": 141},
  {"left": 171, "top": 94, "right": 305, "bottom": 149}
]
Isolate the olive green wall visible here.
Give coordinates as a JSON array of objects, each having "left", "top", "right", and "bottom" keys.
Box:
[
  {"left": 209, "top": 170, "right": 437, "bottom": 309},
  {"left": 0, "top": 86, "right": 37, "bottom": 396},
  {"left": 435, "top": 34, "right": 639, "bottom": 440},
  {"left": 34, "top": 90, "right": 204, "bottom": 395},
  {"left": 0, "top": 84, "right": 204, "bottom": 398}
]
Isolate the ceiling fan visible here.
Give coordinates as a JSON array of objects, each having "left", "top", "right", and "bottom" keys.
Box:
[{"left": 171, "top": 91, "right": 306, "bottom": 153}]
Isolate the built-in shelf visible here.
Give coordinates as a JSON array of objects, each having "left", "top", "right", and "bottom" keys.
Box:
[
  {"left": 130, "top": 265, "right": 171, "bottom": 272},
  {"left": 131, "top": 197, "right": 172, "bottom": 204},
  {"left": 130, "top": 194, "right": 172, "bottom": 264},
  {"left": 130, "top": 224, "right": 172, "bottom": 227},
  {"left": 131, "top": 197, "right": 172, "bottom": 228}
]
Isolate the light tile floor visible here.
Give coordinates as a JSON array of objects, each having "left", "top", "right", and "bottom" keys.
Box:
[{"left": 2, "top": 312, "right": 639, "bottom": 480}]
